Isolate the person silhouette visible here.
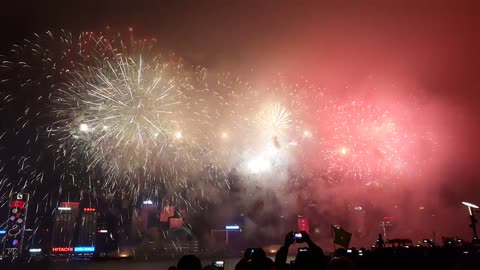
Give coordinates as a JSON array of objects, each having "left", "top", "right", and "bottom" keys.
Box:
[
  {"left": 376, "top": 233, "right": 385, "bottom": 248},
  {"left": 177, "top": 254, "right": 202, "bottom": 270},
  {"left": 275, "top": 231, "right": 326, "bottom": 270},
  {"left": 236, "top": 248, "right": 274, "bottom": 270}
]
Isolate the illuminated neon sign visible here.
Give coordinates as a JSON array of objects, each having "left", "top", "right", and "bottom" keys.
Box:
[
  {"left": 0, "top": 230, "right": 6, "bottom": 235},
  {"left": 83, "top": 207, "right": 96, "bottom": 212},
  {"left": 74, "top": 246, "right": 95, "bottom": 253},
  {"left": 142, "top": 200, "right": 153, "bottom": 205},
  {"left": 51, "top": 247, "right": 73, "bottom": 252},
  {"left": 4, "top": 193, "right": 29, "bottom": 257},
  {"left": 29, "top": 248, "right": 42, "bottom": 253},
  {"left": 97, "top": 229, "right": 108, "bottom": 233},
  {"left": 225, "top": 225, "right": 240, "bottom": 230},
  {"left": 60, "top": 202, "right": 79, "bottom": 208},
  {"left": 58, "top": 207, "right": 71, "bottom": 211},
  {"left": 10, "top": 200, "right": 26, "bottom": 209}
]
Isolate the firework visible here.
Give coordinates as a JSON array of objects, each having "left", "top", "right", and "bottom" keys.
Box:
[
  {"left": 0, "top": 30, "right": 189, "bottom": 200},
  {"left": 50, "top": 57, "right": 238, "bottom": 200},
  {"left": 0, "top": 29, "right": 441, "bottom": 205},
  {"left": 212, "top": 78, "right": 311, "bottom": 179},
  {"left": 255, "top": 103, "right": 292, "bottom": 138},
  {"left": 306, "top": 97, "right": 438, "bottom": 184}
]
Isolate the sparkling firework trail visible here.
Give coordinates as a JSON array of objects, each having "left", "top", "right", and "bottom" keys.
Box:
[
  {"left": 0, "top": 30, "right": 171, "bottom": 203},
  {"left": 256, "top": 103, "right": 292, "bottom": 138},
  {"left": 0, "top": 30, "right": 442, "bottom": 211},
  {"left": 52, "top": 53, "right": 188, "bottom": 174},
  {"left": 299, "top": 96, "right": 438, "bottom": 185}
]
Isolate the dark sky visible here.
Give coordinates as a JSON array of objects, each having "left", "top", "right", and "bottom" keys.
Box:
[{"left": 2, "top": 0, "right": 477, "bottom": 101}]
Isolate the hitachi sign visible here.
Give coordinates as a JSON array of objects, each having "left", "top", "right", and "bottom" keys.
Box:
[{"left": 51, "top": 247, "right": 73, "bottom": 252}]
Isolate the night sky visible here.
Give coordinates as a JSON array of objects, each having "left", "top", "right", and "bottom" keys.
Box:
[
  {"left": 1, "top": 0, "right": 479, "bottom": 241},
  {"left": 2, "top": 1, "right": 477, "bottom": 116}
]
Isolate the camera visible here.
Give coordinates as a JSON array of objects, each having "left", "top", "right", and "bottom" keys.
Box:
[
  {"left": 298, "top": 247, "right": 308, "bottom": 253},
  {"left": 212, "top": 260, "right": 224, "bottom": 270},
  {"left": 293, "top": 232, "right": 303, "bottom": 242}
]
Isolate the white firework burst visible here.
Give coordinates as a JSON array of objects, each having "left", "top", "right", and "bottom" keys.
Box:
[
  {"left": 256, "top": 103, "right": 292, "bottom": 137},
  {"left": 51, "top": 52, "right": 192, "bottom": 175}
]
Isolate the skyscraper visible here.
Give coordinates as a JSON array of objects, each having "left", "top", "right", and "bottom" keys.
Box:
[
  {"left": 118, "top": 199, "right": 133, "bottom": 244},
  {"left": 140, "top": 201, "right": 155, "bottom": 231},
  {"left": 2, "top": 193, "right": 29, "bottom": 257},
  {"left": 77, "top": 207, "right": 97, "bottom": 247},
  {"left": 51, "top": 202, "right": 79, "bottom": 255}
]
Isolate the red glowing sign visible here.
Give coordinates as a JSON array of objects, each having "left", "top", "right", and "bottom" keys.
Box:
[
  {"left": 10, "top": 200, "right": 26, "bottom": 209},
  {"left": 83, "top": 208, "right": 96, "bottom": 212},
  {"left": 298, "top": 217, "right": 310, "bottom": 233},
  {"left": 51, "top": 247, "right": 73, "bottom": 253},
  {"left": 169, "top": 218, "right": 183, "bottom": 229},
  {"left": 160, "top": 206, "right": 175, "bottom": 222},
  {"left": 60, "top": 202, "right": 80, "bottom": 208}
]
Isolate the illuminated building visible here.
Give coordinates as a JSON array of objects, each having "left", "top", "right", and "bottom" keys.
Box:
[
  {"left": 51, "top": 202, "right": 80, "bottom": 254},
  {"left": 77, "top": 208, "right": 97, "bottom": 247},
  {"left": 2, "top": 193, "right": 29, "bottom": 257}
]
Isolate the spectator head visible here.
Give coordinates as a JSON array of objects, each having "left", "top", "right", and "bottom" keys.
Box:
[
  {"left": 295, "top": 248, "right": 325, "bottom": 270},
  {"left": 246, "top": 257, "right": 274, "bottom": 270},
  {"left": 177, "top": 255, "right": 202, "bottom": 270},
  {"left": 250, "top": 248, "right": 267, "bottom": 261},
  {"left": 295, "top": 250, "right": 311, "bottom": 269},
  {"left": 334, "top": 248, "right": 347, "bottom": 257},
  {"left": 327, "top": 257, "right": 354, "bottom": 270}
]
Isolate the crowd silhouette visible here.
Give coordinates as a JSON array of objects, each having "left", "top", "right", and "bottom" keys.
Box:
[{"left": 169, "top": 231, "right": 480, "bottom": 270}]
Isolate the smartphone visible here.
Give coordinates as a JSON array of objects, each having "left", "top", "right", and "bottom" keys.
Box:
[
  {"left": 212, "top": 260, "right": 224, "bottom": 270},
  {"left": 293, "top": 232, "right": 303, "bottom": 242},
  {"left": 298, "top": 247, "right": 308, "bottom": 253},
  {"left": 247, "top": 247, "right": 263, "bottom": 253}
]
